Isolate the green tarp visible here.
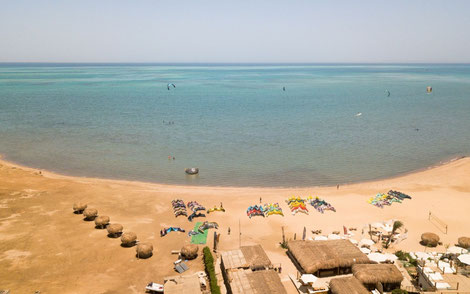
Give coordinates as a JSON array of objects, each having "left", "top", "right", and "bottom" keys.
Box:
[{"left": 190, "top": 221, "right": 208, "bottom": 244}]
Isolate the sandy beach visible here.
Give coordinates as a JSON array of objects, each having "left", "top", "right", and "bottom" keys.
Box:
[{"left": 1, "top": 156, "right": 469, "bottom": 293}]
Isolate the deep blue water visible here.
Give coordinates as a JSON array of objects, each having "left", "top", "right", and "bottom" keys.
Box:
[{"left": 0, "top": 64, "right": 469, "bottom": 187}]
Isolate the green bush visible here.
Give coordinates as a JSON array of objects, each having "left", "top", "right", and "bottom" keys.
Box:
[
  {"left": 395, "top": 250, "right": 407, "bottom": 261},
  {"left": 395, "top": 250, "right": 417, "bottom": 266},
  {"left": 391, "top": 289, "right": 408, "bottom": 294},
  {"left": 203, "top": 246, "right": 221, "bottom": 294}
]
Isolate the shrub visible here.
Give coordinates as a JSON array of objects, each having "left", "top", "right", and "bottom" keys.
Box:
[
  {"left": 395, "top": 250, "right": 417, "bottom": 267},
  {"left": 395, "top": 251, "right": 407, "bottom": 261},
  {"left": 203, "top": 246, "right": 221, "bottom": 294}
]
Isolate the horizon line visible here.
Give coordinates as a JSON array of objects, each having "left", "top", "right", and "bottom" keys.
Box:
[{"left": 1, "top": 61, "right": 470, "bottom": 66}]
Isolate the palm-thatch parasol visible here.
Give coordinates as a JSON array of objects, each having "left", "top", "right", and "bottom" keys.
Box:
[
  {"left": 83, "top": 208, "right": 98, "bottom": 220},
  {"left": 94, "top": 215, "right": 110, "bottom": 229},
  {"left": 421, "top": 232, "right": 440, "bottom": 247},
  {"left": 73, "top": 202, "right": 87, "bottom": 214},
  {"left": 458, "top": 237, "right": 470, "bottom": 249},
  {"left": 181, "top": 244, "right": 199, "bottom": 260},
  {"left": 136, "top": 243, "right": 153, "bottom": 259},
  {"left": 121, "top": 232, "right": 137, "bottom": 247},
  {"left": 107, "top": 223, "right": 123, "bottom": 237}
]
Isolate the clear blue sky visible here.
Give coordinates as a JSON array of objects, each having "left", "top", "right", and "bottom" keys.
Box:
[{"left": 1, "top": 0, "right": 470, "bottom": 63}]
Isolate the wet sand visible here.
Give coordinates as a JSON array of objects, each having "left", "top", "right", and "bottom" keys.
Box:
[{"left": 0, "top": 157, "right": 469, "bottom": 293}]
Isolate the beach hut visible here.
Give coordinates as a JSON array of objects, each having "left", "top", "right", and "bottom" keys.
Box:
[
  {"left": 107, "top": 223, "right": 123, "bottom": 237},
  {"left": 329, "top": 276, "right": 369, "bottom": 294},
  {"left": 73, "top": 202, "right": 87, "bottom": 214},
  {"left": 458, "top": 237, "right": 470, "bottom": 249},
  {"left": 94, "top": 215, "right": 110, "bottom": 229},
  {"left": 136, "top": 243, "right": 153, "bottom": 259},
  {"left": 421, "top": 232, "right": 440, "bottom": 247},
  {"left": 181, "top": 244, "right": 199, "bottom": 260},
  {"left": 121, "top": 232, "right": 137, "bottom": 247},
  {"left": 225, "top": 269, "right": 287, "bottom": 294},
  {"left": 352, "top": 264, "right": 403, "bottom": 292},
  {"left": 286, "top": 239, "right": 372, "bottom": 277},
  {"left": 83, "top": 208, "right": 98, "bottom": 220}
]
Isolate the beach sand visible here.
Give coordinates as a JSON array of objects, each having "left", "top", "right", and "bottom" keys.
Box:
[{"left": 0, "top": 157, "right": 469, "bottom": 293}]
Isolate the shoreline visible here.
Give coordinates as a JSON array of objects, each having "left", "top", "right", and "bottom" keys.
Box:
[{"left": 0, "top": 153, "right": 467, "bottom": 191}]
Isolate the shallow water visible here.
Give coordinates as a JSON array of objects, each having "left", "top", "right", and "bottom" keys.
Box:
[{"left": 0, "top": 63, "right": 469, "bottom": 187}]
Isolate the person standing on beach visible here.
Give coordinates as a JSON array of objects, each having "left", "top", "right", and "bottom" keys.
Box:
[
  {"left": 259, "top": 197, "right": 262, "bottom": 203},
  {"left": 228, "top": 227, "right": 231, "bottom": 235},
  {"left": 337, "top": 184, "right": 339, "bottom": 190}
]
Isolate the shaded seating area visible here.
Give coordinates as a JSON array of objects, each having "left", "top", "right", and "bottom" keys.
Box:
[
  {"left": 329, "top": 276, "right": 369, "bottom": 294},
  {"left": 352, "top": 264, "right": 403, "bottom": 292},
  {"left": 286, "top": 240, "right": 372, "bottom": 277}
]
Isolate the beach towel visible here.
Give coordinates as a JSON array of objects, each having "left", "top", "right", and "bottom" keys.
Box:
[{"left": 190, "top": 221, "right": 208, "bottom": 244}]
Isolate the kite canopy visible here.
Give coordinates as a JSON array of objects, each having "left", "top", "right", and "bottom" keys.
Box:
[{"left": 167, "top": 83, "right": 176, "bottom": 90}]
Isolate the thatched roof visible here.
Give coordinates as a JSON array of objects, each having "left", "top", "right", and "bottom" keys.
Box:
[
  {"left": 136, "top": 243, "right": 153, "bottom": 259},
  {"left": 83, "top": 208, "right": 98, "bottom": 220},
  {"left": 228, "top": 270, "right": 287, "bottom": 294},
  {"left": 329, "top": 276, "right": 369, "bottom": 294},
  {"left": 352, "top": 264, "right": 403, "bottom": 284},
  {"left": 181, "top": 244, "right": 198, "bottom": 260},
  {"left": 421, "top": 232, "right": 439, "bottom": 247},
  {"left": 287, "top": 240, "right": 371, "bottom": 274},
  {"left": 95, "top": 215, "right": 110, "bottom": 228},
  {"left": 73, "top": 202, "right": 87, "bottom": 212},
  {"left": 121, "top": 232, "right": 137, "bottom": 245},
  {"left": 221, "top": 244, "right": 272, "bottom": 270},
  {"left": 458, "top": 237, "right": 470, "bottom": 249},
  {"left": 107, "top": 223, "right": 123, "bottom": 235}
]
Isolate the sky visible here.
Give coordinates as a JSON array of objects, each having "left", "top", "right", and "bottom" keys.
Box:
[{"left": 1, "top": 0, "right": 470, "bottom": 63}]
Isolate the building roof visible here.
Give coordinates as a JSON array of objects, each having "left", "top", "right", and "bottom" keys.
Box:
[
  {"left": 164, "top": 274, "right": 202, "bottom": 294},
  {"left": 221, "top": 245, "right": 272, "bottom": 270},
  {"left": 287, "top": 239, "right": 371, "bottom": 274},
  {"left": 228, "top": 269, "right": 287, "bottom": 294},
  {"left": 329, "top": 276, "right": 370, "bottom": 294},
  {"left": 352, "top": 264, "right": 404, "bottom": 285}
]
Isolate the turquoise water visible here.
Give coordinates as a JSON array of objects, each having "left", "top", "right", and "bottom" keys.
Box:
[{"left": 0, "top": 64, "right": 469, "bottom": 187}]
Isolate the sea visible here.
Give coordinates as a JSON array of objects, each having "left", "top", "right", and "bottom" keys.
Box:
[{"left": 0, "top": 63, "right": 469, "bottom": 187}]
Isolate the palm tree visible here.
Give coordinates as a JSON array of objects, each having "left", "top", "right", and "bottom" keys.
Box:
[{"left": 385, "top": 221, "right": 404, "bottom": 248}]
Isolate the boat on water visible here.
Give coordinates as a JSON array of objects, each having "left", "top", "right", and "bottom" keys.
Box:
[{"left": 185, "top": 168, "right": 199, "bottom": 175}]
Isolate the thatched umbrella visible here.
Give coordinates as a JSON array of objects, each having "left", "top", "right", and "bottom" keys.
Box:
[
  {"left": 83, "top": 208, "right": 98, "bottom": 220},
  {"left": 121, "top": 232, "right": 137, "bottom": 247},
  {"left": 73, "top": 202, "right": 87, "bottom": 214},
  {"left": 458, "top": 237, "right": 470, "bottom": 249},
  {"left": 421, "top": 232, "right": 440, "bottom": 247},
  {"left": 107, "top": 223, "right": 123, "bottom": 237},
  {"left": 181, "top": 244, "right": 198, "bottom": 260},
  {"left": 94, "top": 215, "right": 110, "bottom": 229},
  {"left": 136, "top": 243, "right": 153, "bottom": 259}
]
